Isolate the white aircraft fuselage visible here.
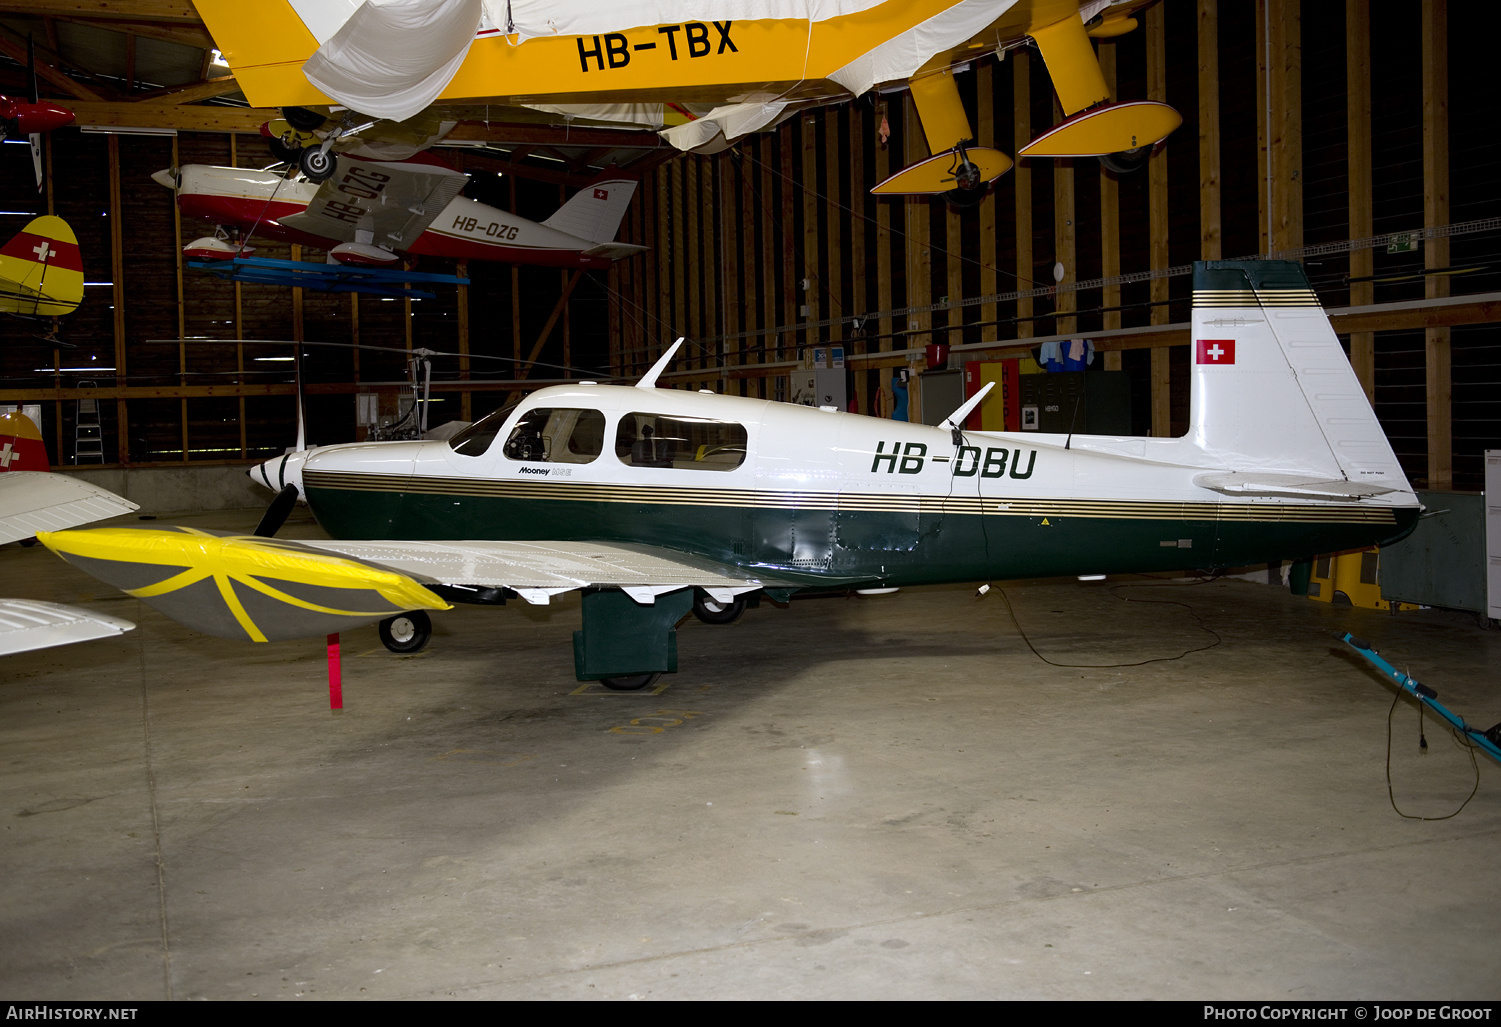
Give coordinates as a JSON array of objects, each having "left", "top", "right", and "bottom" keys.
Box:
[
  {"left": 172, "top": 164, "right": 636, "bottom": 270},
  {"left": 259, "top": 259, "right": 1422, "bottom": 588}
]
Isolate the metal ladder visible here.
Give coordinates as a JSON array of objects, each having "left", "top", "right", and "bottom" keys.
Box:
[{"left": 74, "top": 382, "right": 104, "bottom": 463}]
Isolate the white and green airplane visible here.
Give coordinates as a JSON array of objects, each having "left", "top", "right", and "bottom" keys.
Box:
[{"left": 38, "top": 259, "right": 1420, "bottom": 689}]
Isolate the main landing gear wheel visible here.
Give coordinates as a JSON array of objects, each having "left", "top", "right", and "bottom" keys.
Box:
[
  {"left": 599, "top": 673, "right": 662, "bottom": 691},
  {"left": 1099, "top": 147, "right": 1150, "bottom": 174},
  {"left": 267, "top": 137, "right": 302, "bottom": 164},
  {"left": 379, "top": 610, "right": 431, "bottom": 653},
  {"left": 299, "top": 147, "right": 337, "bottom": 183},
  {"left": 692, "top": 592, "right": 746, "bottom": 625}
]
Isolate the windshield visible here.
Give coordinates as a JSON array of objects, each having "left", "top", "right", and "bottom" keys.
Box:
[{"left": 447, "top": 394, "right": 523, "bottom": 457}]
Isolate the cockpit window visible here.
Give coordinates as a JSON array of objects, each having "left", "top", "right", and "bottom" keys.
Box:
[
  {"left": 615, "top": 413, "right": 747, "bottom": 471},
  {"left": 447, "top": 396, "right": 521, "bottom": 457},
  {"left": 502, "top": 408, "right": 606, "bottom": 463}
]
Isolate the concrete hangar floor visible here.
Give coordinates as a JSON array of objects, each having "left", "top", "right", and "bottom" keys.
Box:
[{"left": 3, "top": 507, "right": 1499, "bottom": 1001}]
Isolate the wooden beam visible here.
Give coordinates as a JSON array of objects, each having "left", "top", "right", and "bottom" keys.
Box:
[
  {"left": 515, "top": 271, "right": 584, "bottom": 380},
  {"left": 1053, "top": 99, "right": 1076, "bottom": 339},
  {"left": 848, "top": 104, "right": 865, "bottom": 342},
  {"left": 875, "top": 104, "right": 892, "bottom": 352},
  {"left": 802, "top": 114, "right": 818, "bottom": 352},
  {"left": 902, "top": 93, "right": 931, "bottom": 359},
  {"left": 1346, "top": 0, "right": 1374, "bottom": 404},
  {"left": 108, "top": 133, "right": 126, "bottom": 463},
  {"left": 1147, "top": 3, "right": 1171, "bottom": 437},
  {"left": 1268, "top": 0, "right": 1302, "bottom": 254},
  {"left": 1423, "top": 0, "right": 1450, "bottom": 489},
  {"left": 702, "top": 157, "right": 718, "bottom": 374},
  {"left": 824, "top": 107, "right": 842, "bottom": 347},
  {"left": 140, "top": 74, "right": 240, "bottom": 106},
  {"left": 1198, "top": 0, "right": 1222, "bottom": 260},
  {"left": 0, "top": 2, "right": 202, "bottom": 23},
  {"left": 977, "top": 60, "right": 997, "bottom": 343},
  {"left": 779, "top": 121, "right": 796, "bottom": 362},
  {"left": 0, "top": 34, "right": 103, "bottom": 101},
  {"left": 1013, "top": 51, "right": 1033, "bottom": 339},
  {"left": 53, "top": 16, "right": 214, "bottom": 49},
  {"left": 1099, "top": 41, "right": 1121, "bottom": 369},
  {"left": 65, "top": 100, "right": 275, "bottom": 132}
]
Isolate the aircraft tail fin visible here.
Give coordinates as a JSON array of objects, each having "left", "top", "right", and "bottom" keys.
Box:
[
  {"left": 0, "top": 411, "right": 50, "bottom": 472},
  {"left": 540, "top": 179, "right": 637, "bottom": 245},
  {"left": 0, "top": 215, "right": 84, "bottom": 317},
  {"left": 1188, "top": 260, "right": 1412, "bottom": 499}
]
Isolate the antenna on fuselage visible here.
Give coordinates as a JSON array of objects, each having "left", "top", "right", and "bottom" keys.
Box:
[
  {"left": 635, "top": 338, "right": 684, "bottom": 389},
  {"left": 940, "top": 381, "right": 995, "bottom": 444}
]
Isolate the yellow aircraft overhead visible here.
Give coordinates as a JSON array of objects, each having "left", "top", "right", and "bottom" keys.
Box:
[{"left": 193, "top": 0, "right": 1178, "bottom": 200}]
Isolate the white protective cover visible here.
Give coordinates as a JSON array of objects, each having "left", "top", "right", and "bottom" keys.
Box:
[
  {"left": 292, "top": 0, "right": 1024, "bottom": 129},
  {"left": 301, "top": 0, "right": 486, "bottom": 121},
  {"left": 0, "top": 472, "right": 138, "bottom": 545},
  {"left": 0, "top": 598, "right": 134, "bottom": 658}
]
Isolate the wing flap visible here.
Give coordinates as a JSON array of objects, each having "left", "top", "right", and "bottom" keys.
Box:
[
  {"left": 0, "top": 472, "right": 138, "bottom": 545},
  {"left": 301, "top": 538, "right": 818, "bottom": 599}
]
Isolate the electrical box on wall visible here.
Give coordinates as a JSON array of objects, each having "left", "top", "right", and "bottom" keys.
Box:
[{"left": 1019, "top": 371, "right": 1131, "bottom": 435}]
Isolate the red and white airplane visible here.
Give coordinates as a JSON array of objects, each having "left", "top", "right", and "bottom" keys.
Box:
[{"left": 154, "top": 156, "right": 645, "bottom": 270}]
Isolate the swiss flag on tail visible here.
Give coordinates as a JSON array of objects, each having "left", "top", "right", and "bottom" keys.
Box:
[
  {"left": 594, "top": 188, "right": 609, "bottom": 200},
  {"left": 1196, "top": 339, "right": 1235, "bottom": 365}
]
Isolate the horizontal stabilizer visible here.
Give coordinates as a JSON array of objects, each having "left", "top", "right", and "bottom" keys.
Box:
[
  {"left": 1193, "top": 472, "right": 1398, "bottom": 500},
  {"left": 0, "top": 598, "right": 133, "bottom": 657},
  {"left": 580, "top": 241, "right": 649, "bottom": 261}
]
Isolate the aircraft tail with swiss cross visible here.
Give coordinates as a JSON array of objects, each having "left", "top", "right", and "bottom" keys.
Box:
[
  {"left": 0, "top": 410, "right": 49, "bottom": 473},
  {"left": 0, "top": 215, "right": 83, "bottom": 318},
  {"left": 540, "top": 179, "right": 638, "bottom": 246},
  {"left": 1178, "top": 260, "right": 1410, "bottom": 504}
]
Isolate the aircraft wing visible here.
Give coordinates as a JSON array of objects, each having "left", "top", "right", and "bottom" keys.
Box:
[
  {"left": 274, "top": 159, "right": 469, "bottom": 248},
  {"left": 301, "top": 538, "right": 836, "bottom": 606},
  {"left": 0, "top": 598, "right": 133, "bottom": 657},
  {"left": 36, "top": 527, "right": 869, "bottom": 644},
  {"left": 0, "top": 471, "right": 138, "bottom": 545}
]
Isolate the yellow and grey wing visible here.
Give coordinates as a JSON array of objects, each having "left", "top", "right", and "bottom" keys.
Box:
[{"left": 36, "top": 527, "right": 450, "bottom": 643}]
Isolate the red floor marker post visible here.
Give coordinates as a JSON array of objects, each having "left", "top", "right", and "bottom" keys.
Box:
[{"left": 327, "top": 633, "right": 343, "bottom": 710}]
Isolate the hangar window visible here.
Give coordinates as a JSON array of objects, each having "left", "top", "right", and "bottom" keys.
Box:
[
  {"left": 615, "top": 413, "right": 747, "bottom": 471},
  {"left": 502, "top": 407, "right": 606, "bottom": 463}
]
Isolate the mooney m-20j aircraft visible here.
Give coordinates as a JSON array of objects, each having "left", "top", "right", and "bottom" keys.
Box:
[
  {"left": 39, "top": 261, "right": 1420, "bottom": 689},
  {"left": 156, "top": 158, "right": 644, "bottom": 270},
  {"left": 193, "top": 0, "right": 1180, "bottom": 200}
]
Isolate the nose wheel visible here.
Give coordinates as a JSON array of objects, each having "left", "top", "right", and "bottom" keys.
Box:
[{"left": 379, "top": 610, "right": 431, "bottom": 653}]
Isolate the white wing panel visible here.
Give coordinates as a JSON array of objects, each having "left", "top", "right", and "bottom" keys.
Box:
[
  {"left": 0, "top": 599, "right": 134, "bottom": 657},
  {"left": 301, "top": 538, "right": 796, "bottom": 593},
  {"left": 0, "top": 472, "right": 138, "bottom": 545},
  {"left": 276, "top": 159, "right": 470, "bottom": 248}
]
